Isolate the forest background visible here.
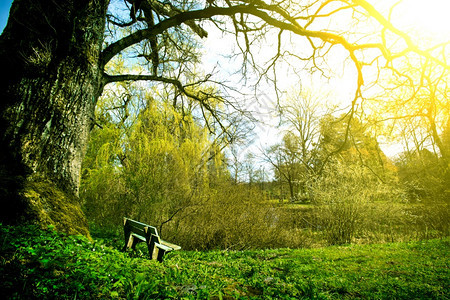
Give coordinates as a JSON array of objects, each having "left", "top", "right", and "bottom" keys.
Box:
[
  {"left": 0, "top": 0, "right": 448, "bottom": 250},
  {"left": 78, "top": 0, "right": 449, "bottom": 249}
]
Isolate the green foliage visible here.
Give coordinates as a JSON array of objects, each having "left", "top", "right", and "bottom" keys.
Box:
[
  {"left": 395, "top": 149, "right": 449, "bottom": 203},
  {"left": 266, "top": 106, "right": 398, "bottom": 204},
  {"left": 311, "top": 161, "right": 372, "bottom": 245},
  {"left": 166, "top": 181, "right": 309, "bottom": 250},
  {"left": 82, "top": 83, "right": 290, "bottom": 250},
  {"left": 0, "top": 225, "right": 126, "bottom": 299},
  {"left": 80, "top": 87, "right": 449, "bottom": 250},
  {"left": 80, "top": 70, "right": 448, "bottom": 252},
  {"left": 1, "top": 224, "right": 448, "bottom": 299},
  {"left": 81, "top": 90, "right": 216, "bottom": 230},
  {"left": 123, "top": 100, "right": 211, "bottom": 219},
  {"left": 318, "top": 114, "right": 396, "bottom": 180},
  {"left": 267, "top": 132, "right": 307, "bottom": 201},
  {"left": 307, "top": 158, "right": 433, "bottom": 245}
]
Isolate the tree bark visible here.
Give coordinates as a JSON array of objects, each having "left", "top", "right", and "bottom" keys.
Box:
[{"left": 0, "top": 0, "right": 109, "bottom": 235}]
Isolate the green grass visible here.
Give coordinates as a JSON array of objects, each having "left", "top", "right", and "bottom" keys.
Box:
[{"left": 1, "top": 224, "right": 448, "bottom": 299}]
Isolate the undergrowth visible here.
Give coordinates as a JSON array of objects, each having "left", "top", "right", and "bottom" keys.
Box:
[{"left": 0, "top": 224, "right": 448, "bottom": 299}]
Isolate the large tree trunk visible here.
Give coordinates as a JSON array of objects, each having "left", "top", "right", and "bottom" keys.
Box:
[{"left": 0, "top": 0, "right": 109, "bottom": 236}]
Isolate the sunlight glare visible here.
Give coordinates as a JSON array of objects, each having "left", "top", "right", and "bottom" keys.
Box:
[{"left": 390, "top": 0, "right": 450, "bottom": 44}]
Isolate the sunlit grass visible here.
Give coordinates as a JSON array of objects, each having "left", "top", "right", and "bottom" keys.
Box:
[{"left": 1, "top": 224, "right": 448, "bottom": 299}]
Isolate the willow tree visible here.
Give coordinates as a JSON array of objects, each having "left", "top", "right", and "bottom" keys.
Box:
[{"left": 0, "top": 0, "right": 448, "bottom": 235}]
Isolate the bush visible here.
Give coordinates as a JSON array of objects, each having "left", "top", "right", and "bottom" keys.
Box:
[
  {"left": 162, "top": 182, "right": 311, "bottom": 250},
  {"left": 311, "top": 162, "right": 374, "bottom": 245}
]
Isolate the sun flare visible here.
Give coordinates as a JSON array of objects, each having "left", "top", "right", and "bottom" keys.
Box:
[{"left": 390, "top": 0, "right": 450, "bottom": 44}]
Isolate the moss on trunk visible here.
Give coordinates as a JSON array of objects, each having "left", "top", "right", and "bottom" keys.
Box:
[{"left": 22, "top": 180, "right": 91, "bottom": 237}]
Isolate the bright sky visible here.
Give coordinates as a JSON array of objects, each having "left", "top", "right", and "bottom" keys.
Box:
[
  {"left": 0, "top": 0, "right": 12, "bottom": 34},
  {"left": 200, "top": 0, "right": 450, "bottom": 159},
  {"left": 380, "top": 0, "right": 450, "bottom": 43}
]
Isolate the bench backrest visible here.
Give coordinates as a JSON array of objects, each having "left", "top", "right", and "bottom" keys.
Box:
[{"left": 124, "top": 217, "right": 159, "bottom": 238}]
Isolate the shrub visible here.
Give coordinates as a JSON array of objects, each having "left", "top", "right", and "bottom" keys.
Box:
[
  {"left": 162, "top": 182, "right": 310, "bottom": 250},
  {"left": 311, "top": 162, "right": 373, "bottom": 245}
]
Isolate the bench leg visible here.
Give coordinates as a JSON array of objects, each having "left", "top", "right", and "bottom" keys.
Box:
[
  {"left": 156, "top": 248, "right": 167, "bottom": 262},
  {"left": 122, "top": 235, "right": 132, "bottom": 252},
  {"left": 122, "top": 235, "right": 139, "bottom": 252},
  {"left": 131, "top": 236, "right": 140, "bottom": 250},
  {"left": 122, "top": 225, "right": 131, "bottom": 252},
  {"left": 122, "top": 218, "right": 131, "bottom": 252},
  {"left": 147, "top": 234, "right": 158, "bottom": 260}
]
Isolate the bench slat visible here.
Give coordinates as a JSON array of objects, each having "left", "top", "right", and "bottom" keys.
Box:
[
  {"left": 124, "top": 218, "right": 151, "bottom": 228},
  {"left": 131, "top": 233, "right": 146, "bottom": 242},
  {"left": 160, "top": 240, "right": 181, "bottom": 251},
  {"left": 155, "top": 242, "right": 172, "bottom": 252},
  {"left": 128, "top": 226, "right": 145, "bottom": 236}
]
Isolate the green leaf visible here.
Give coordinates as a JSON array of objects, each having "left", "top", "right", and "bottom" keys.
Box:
[{"left": 110, "top": 291, "right": 119, "bottom": 298}]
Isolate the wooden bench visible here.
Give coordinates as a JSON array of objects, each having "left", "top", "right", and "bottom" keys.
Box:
[{"left": 122, "top": 217, "right": 181, "bottom": 262}]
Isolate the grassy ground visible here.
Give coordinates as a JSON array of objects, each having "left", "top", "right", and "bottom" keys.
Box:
[{"left": 1, "top": 224, "right": 448, "bottom": 299}]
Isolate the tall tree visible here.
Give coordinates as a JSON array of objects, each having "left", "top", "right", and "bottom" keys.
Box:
[
  {"left": 0, "top": 0, "right": 109, "bottom": 235},
  {"left": 318, "top": 113, "right": 395, "bottom": 182},
  {"left": 0, "top": 0, "right": 448, "bottom": 234},
  {"left": 263, "top": 133, "right": 303, "bottom": 201},
  {"left": 370, "top": 56, "right": 449, "bottom": 164}
]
